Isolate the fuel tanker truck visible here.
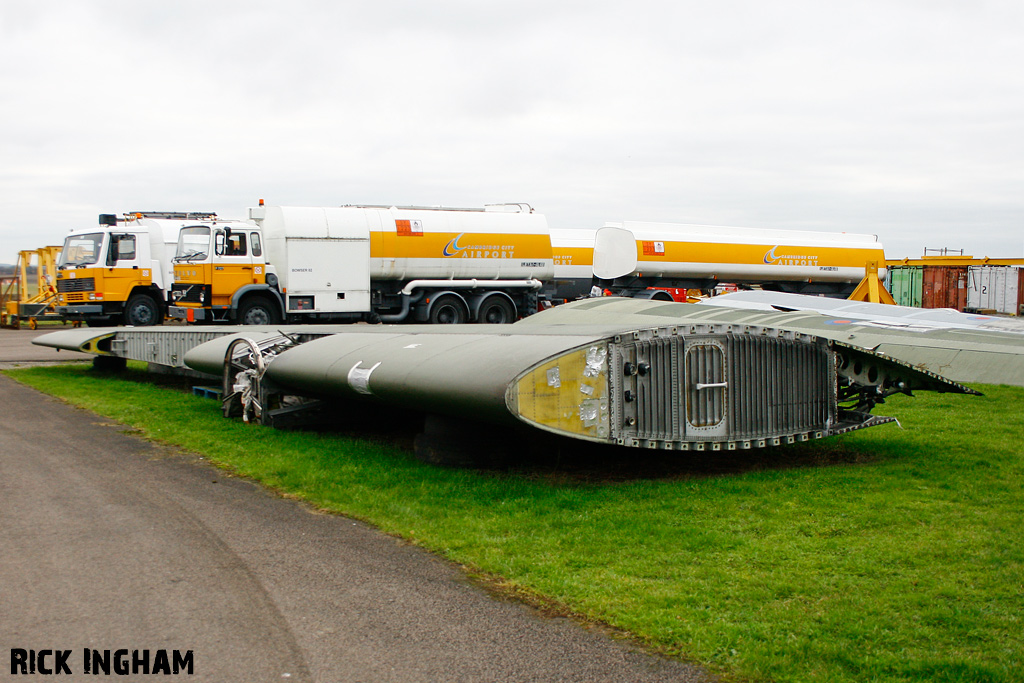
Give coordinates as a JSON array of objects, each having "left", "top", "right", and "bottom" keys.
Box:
[
  {"left": 55, "top": 211, "right": 250, "bottom": 327},
  {"left": 169, "top": 202, "right": 553, "bottom": 325},
  {"left": 548, "top": 222, "right": 886, "bottom": 302}
]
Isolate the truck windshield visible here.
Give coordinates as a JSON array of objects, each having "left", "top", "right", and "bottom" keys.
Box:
[
  {"left": 175, "top": 226, "right": 210, "bottom": 261},
  {"left": 58, "top": 232, "right": 104, "bottom": 267}
]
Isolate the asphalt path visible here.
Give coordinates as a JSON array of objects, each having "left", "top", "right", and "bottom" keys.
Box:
[
  {"left": 0, "top": 326, "right": 92, "bottom": 368},
  {"left": 0, "top": 330, "right": 712, "bottom": 682}
]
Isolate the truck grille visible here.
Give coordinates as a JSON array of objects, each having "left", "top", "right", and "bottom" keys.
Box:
[
  {"left": 57, "top": 277, "right": 95, "bottom": 292},
  {"left": 611, "top": 326, "right": 835, "bottom": 449},
  {"left": 172, "top": 284, "right": 207, "bottom": 304}
]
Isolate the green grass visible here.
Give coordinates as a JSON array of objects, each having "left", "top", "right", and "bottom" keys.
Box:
[{"left": 6, "top": 362, "right": 1023, "bottom": 683}]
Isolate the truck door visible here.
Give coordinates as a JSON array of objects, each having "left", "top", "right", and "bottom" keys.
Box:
[
  {"left": 211, "top": 228, "right": 259, "bottom": 306},
  {"left": 102, "top": 233, "right": 151, "bottom": 301}
]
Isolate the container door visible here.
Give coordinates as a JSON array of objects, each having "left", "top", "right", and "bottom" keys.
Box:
[
  {"left": 890, "top": 267, "right": 910, "bottom": 307},
  {"left": 923, "top": 266, "right": 966, "bottom": 310},
  {"left": 967, "top": 267, "right": 984, "bottom": 311},
  {"left": 890, "top": 267, "right": 923, "bottom": 307},
  {"left": 1017, "top": 267, "right": 1024, "bottom": 316},
  {"left": 952, "top": 267, "right": 968, "bottom": 311}
]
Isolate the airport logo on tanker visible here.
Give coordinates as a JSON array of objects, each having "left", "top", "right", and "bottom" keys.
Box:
[
  {"left": 443, "top": 233, "right": 517, "bottom": 259},
  {"left": 763, "top": 246, "right": 819, "bottom": 266}
]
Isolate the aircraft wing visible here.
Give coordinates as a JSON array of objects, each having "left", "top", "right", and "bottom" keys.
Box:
[
  {"left": 177, "top": 299, "right": 977, "bottom": 452},
  {"left": 33, "top": 297, "right": 985, "bottom": 454}
]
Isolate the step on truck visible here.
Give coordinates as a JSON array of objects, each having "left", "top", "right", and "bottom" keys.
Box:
[
  {"left": 168, "top": 202, "right": 553, "bottom": 325},
  {"left": 55, "top": 212, "right": 250, "bottom": 327}
]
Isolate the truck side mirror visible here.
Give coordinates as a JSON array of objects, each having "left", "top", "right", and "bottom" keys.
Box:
[{"left": 215, "top": 231, "right": 225, "bottom": 256}]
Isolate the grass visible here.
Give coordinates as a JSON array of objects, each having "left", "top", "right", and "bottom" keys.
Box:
[{"left": 5, "top": 362, "right": 1023, "bottom": 683}]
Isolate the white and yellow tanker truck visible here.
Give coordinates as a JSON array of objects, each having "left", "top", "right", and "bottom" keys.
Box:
[{"left": 168, "top": 202, "right": 553, "bottom": 325}]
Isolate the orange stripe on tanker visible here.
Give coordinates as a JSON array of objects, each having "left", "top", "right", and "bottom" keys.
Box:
[
  {"left": 369, "top": 231, "right": 552, "bottom": 260},
  {"left": 552, "top": 246, "right": 595, "bottom": 267},
  {"left": 636, "top": 240, "right": 884, "bottom": 269}
]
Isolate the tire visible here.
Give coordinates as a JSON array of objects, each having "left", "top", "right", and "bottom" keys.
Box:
[
  {"left": 237, "top": 296, "right": 280, "bottom": 325},
  {"left": 124, "top": 294, "right": 160, "bottom": 326},
  {"left": 476, "top": 295, "right": 516, "bottom": 324},
  {"left": 428, "top": 294, "right": 468, "bottom": 324}
]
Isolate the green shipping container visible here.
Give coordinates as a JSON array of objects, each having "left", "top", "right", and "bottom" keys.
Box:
[{"left": 887, "top": 266, "right": 923, "bottom": 307}]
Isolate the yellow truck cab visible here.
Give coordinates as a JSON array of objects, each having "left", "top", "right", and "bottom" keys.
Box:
[
  {"left": 55, "top": 212, "right": 223, "bottom": 327},
  {"left": 170, "top": 221, "right": 273, "bottom": 324}
]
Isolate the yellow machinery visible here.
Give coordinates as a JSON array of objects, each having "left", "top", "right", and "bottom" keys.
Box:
[
  {"left": 2, "top": 246, "right": 68, "bottom": 329},
  {"left": 847, "top": 260, "right": 897, "bottom": 305}
]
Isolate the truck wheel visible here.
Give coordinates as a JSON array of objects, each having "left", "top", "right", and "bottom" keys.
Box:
[
  {"left": 636, "top": 289, "right": 674, "bottom": 302},
  {"left": 124, "top": 294, "right": 160, "bottom": 326},
  {"left": 238, "top": 297, "right": 280, "bottom": 325},
  {"left": 476, "top": 295, "right": 515, "bottom": 324},
  {"left": 428, "top": 294, "right": 468, "bottom": 324}
]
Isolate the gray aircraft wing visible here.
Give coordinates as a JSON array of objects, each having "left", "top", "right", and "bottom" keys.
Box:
[
  {"left": 177, "top": 300, "right": 977, "bottom": 452},
  {"left": 33, "top": 297, "right": 987, "bottom": 454}
]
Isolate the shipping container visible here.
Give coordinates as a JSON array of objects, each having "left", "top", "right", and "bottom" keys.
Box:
[
  {"left": 921, "top": 266, "right": 968, "bottom": 311},
  {"left": 886, "top": 266, "right": 923, "bottom": 308},
  {"left": 967, "top": 265, "right": 1023, "bottom": 315}
]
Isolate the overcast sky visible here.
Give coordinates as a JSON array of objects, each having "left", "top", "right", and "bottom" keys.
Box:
[{"left": 2, "top": 0, "right": 1022, "bottom": 265}]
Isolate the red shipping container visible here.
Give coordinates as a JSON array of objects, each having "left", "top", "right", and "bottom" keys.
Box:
[
  {"left": 1018, "top": 267, "right": 1024, "bottom": 315},
  {"left": 922, "top": 266, "right": 968, "bottom": 310}
]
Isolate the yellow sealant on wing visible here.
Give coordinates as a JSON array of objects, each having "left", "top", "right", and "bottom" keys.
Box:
[
  {"left": 506, "top": 342, "right": 612, "bottom": 441},
  {"left": 83, "top": 333, "right": 117, "bottom": 355}
]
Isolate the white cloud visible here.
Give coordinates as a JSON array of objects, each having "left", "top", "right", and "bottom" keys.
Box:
[{"left": 2, "top": 0, "right": 1022, "bottom": 264}]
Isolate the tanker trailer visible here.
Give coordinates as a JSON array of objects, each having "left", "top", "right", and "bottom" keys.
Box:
[{"left": 593, "top": 222, "right": 886, "bottom": 298}]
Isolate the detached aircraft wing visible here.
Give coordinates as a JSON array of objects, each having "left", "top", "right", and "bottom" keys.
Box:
[
  {"left": 173, "top": 298, "right": 979, "bottom": 454},
  {"left": 34, "top": 297, "right": 991, "bottom": 456}
]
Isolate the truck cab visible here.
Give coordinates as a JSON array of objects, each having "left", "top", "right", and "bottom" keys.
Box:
[
  {"left": 56, "top": 216, "right": 165, "bottom": 326},
  {"left": 169, "top": 221, "right": 279, "bottom": 324}
]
